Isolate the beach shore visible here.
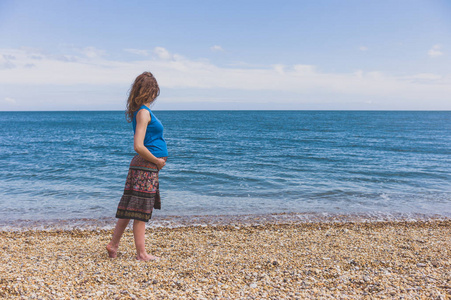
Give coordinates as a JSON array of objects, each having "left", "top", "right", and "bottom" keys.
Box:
[{"left": 1, "top": 219, "right": 450, "bottom": 299}]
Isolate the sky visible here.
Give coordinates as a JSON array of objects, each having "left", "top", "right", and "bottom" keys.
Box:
[{"left": 1, "top": 0, "right": 450, "bottom": 111}]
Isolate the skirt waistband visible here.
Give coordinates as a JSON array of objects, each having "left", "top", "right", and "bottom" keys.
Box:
[{"left": 129, "top": 155, "right": 167, "bottom": 172}]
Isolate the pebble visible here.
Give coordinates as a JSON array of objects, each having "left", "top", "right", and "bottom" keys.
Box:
[
  {"left": 0, "top": 219, "right": 449, "bottom": 299},
  {"left": 416, "top": 263, "right": 427, "bottom": 267}
]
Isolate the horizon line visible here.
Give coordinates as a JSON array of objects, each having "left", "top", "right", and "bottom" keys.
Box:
[{"left": 1, "top": 109, "right": 450, "bottom": 112}]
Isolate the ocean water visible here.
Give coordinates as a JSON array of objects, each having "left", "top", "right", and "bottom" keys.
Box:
[{"left": 0, "top": 111, "right": 450, "bottom": 225}]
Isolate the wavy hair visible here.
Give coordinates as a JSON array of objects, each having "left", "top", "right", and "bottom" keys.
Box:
[{"left": 125, "top": 72, "right": 160, "bottom": 122}]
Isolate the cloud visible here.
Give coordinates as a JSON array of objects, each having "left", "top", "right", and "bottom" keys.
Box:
[
  {"left": 124, "top": 48, "right": 149, "bottom": 56},
  {"left": 210, "top": 45, "right": 224, "bottom": 52},
  {"left": 0, "top": 46, "right": 450, "bottom": 107},
  {"left": 0, "top": 54, "right": 16, "bottom": 69},
  {"left": 4, "top": 97, "right": 16, "bottom": 104},
  {"left": 354, "top": 70, "right": 363, "bottom": 78},
  {"left": 359, "top": 46, "right": 368, "bottom": 51},
  {"left": 76, "top": 46, "right": 106, "bottom": 58},
  {"left": 409, "top": 73, "right": 442, "bottom": 80},
  {"left": 272, "top": 64, "right": 285, "bottom": 74},
  {"left": 428, "top": 44, "right": 443, "bottom": 57},
  {"left": 293, "top": 64, "right": 316, "bottom": 74},
  {"left": 154, "top": 47, "right": 172, "bottom": 60}
]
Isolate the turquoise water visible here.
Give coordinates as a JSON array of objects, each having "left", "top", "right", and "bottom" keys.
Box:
[{"left": 0, "top": 111, "right": 450, "bottom": 223}]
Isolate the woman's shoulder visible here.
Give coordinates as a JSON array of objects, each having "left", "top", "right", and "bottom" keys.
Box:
[
  {"left": 135, "top": 107, "right": 152, "bottom": 123},
  {"left": 134, "top": 105, "right": 151, "bottom": 115}
]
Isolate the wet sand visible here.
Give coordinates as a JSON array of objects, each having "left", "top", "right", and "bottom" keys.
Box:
[{"left": 1, "top": 219, "right": 450, "bottom": 299}]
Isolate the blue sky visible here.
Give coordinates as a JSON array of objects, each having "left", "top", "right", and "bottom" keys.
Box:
[{"left": 1, "top": 0, "right": 450, "bottom": 110}]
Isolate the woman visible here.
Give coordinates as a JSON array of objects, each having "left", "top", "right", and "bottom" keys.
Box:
[{"left": 107, "top": 72, "right": 168, "bottom": 261}]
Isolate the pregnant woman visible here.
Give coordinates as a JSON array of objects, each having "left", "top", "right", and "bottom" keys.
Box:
[{"left": 107, "top": 71, "right": 168, "bottom": 261}]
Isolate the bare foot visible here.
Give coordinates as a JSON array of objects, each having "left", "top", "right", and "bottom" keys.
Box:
[
  {"left": 136, "top": 253, "right": 160, "bottom": 261},
  {"left": 106, "top": 243, "right": 118, "bottom": 258}
]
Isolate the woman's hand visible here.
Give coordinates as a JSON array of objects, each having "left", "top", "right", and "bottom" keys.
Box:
[{"left": 155, "top": 158, "right": 166, "bottom": 170}]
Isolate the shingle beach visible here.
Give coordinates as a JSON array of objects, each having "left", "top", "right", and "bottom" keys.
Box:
[{"left": 1, "top": 218, "right": 450, "bottom": 299}]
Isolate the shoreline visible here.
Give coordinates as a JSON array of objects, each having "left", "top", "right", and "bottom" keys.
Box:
[
  {"left": 1, "top": 218, "right": 450, "bottom": 298},
  {"left": 0, "top": 211, "right": 449, "bottom": 232}
]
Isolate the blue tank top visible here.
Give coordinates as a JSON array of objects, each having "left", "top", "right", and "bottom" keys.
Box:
[{"left": 132, "top": 105, "right": 168, "bottom": 158}]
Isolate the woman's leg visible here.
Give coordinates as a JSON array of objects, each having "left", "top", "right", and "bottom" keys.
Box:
[
  {"left": 106, "top": 218, "right": 130, "bottom": 258},
  {"left": 133, "top": 220, "right": 160, "bottom": 261}
]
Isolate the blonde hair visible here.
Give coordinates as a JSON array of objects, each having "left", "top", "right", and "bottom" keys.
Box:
[{"left": 125, "top": 72, "right": 160, "bottom": 122}]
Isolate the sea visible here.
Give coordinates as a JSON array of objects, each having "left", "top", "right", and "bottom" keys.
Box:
[{"left": 0, "top": 111, "right": 450, "bottom": 229}]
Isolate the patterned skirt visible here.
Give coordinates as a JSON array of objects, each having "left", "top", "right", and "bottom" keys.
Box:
[{"left": 115, "top": 155, "right": 167, "bottom": 222}]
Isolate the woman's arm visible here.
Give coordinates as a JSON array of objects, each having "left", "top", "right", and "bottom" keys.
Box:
[{"left": 134, "top": 109, "right": 166, "bottom": 170}]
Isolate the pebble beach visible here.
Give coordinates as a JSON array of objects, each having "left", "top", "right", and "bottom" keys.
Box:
[{"left": 1, "top": 217, "right": 450, "bottom": 299}]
